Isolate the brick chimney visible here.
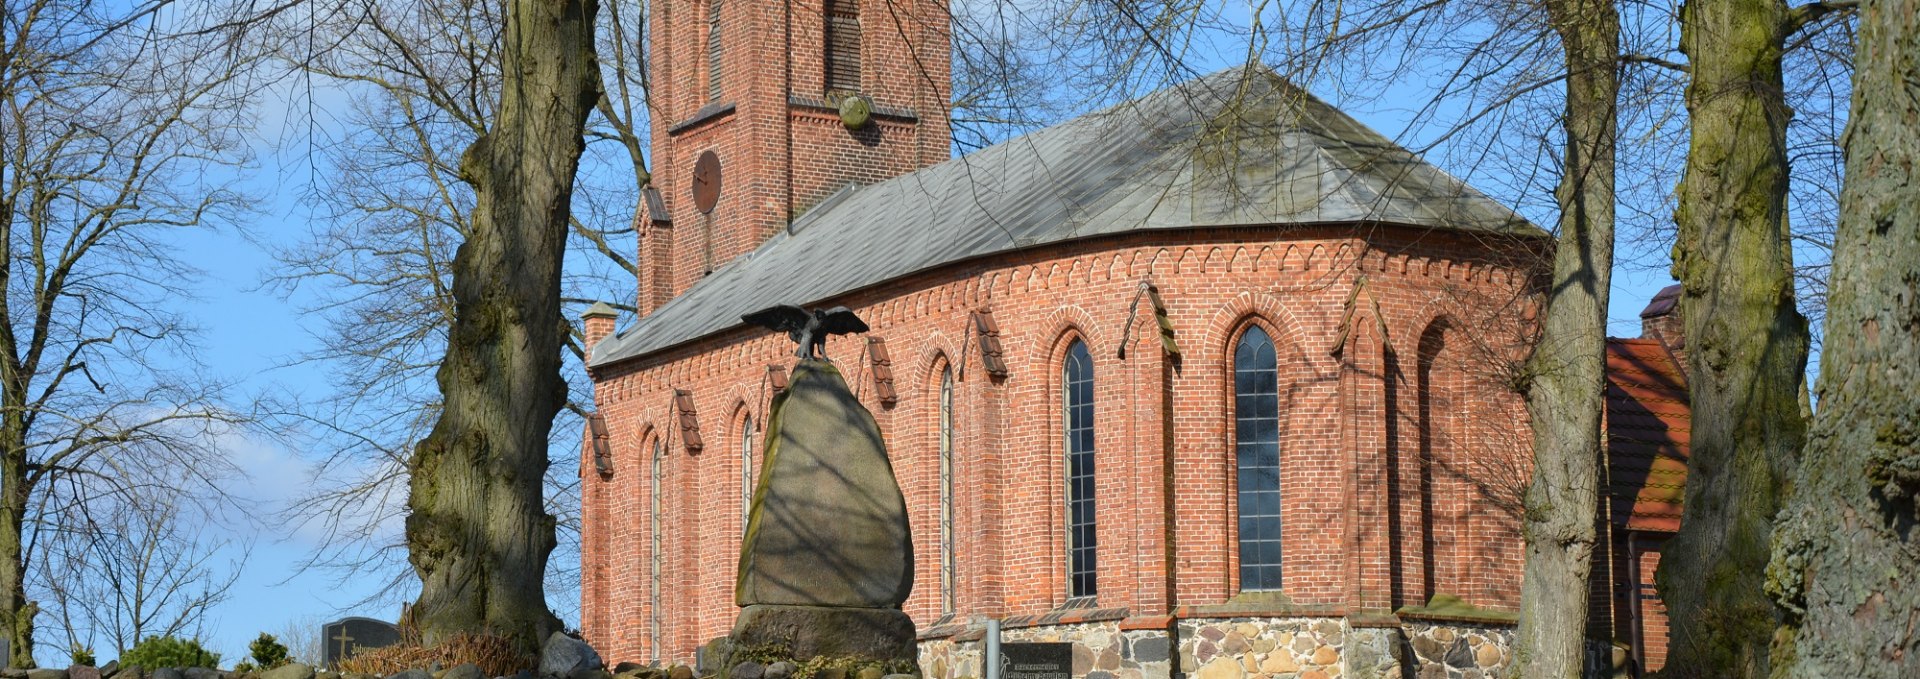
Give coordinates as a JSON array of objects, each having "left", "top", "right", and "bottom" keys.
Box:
[
  {"left": 1640, "top": 284, "right": 1686, "bottom": 366},
  {"left": 581, "top": 301, "right": 620, "bottom": 364}
]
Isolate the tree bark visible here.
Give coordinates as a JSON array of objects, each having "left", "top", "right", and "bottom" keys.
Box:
[
  {"left": 1765, "top": 0, "right": 1920, "bottom": 673},
  {"left": 406, "top": 0, "right": 601, "bottom": 653},
  {"left": 1, "top": 431, "right": 34, "bottom": 668},
  {"left": 1657, "top": 0, "right": 1811, "bottom": 674},
  {"left": 1512, "top": 0, "right": 1618, "bottom": 675}
]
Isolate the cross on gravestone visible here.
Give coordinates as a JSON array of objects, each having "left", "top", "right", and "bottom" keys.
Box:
[
  {"left": 332, "top": 629, "right": 354, "bottom": 661},
  {"left": 321, "top": 617, "right": 402, "bottom": 667}
]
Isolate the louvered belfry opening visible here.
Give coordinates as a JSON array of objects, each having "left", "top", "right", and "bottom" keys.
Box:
[
  {"left": 706, "top": 0, "right": 723, "bottom": 101},
  {"left": 824, "top": 0, "right": 860, "bottom": 93}
]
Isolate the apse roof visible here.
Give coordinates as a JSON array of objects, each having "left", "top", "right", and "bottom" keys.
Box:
[
  {"left": 592, "top": 66, "right": 1545, "bottom": 366},
  {"left": 1604, "top": 338, "right": 1692, "bottom": 533}
]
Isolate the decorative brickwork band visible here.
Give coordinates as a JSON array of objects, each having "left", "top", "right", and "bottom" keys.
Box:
[
  {"left": 869, "top": 336, "right": 898, "bottom": 405},
  {"left": 675, "top": 389, "right": 704, "bottom": 452}
]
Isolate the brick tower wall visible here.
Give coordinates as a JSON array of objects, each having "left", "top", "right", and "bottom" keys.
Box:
[{"left": 642, "top": 0, "right": 952, "bottom": 309}]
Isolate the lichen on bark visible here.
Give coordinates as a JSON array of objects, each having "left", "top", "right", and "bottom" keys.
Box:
[
  {"left": 1766, "top": 0, "right": 1920, "bottom": 672},
  {"left": 1656, "top": 0, "right": 1812, "bottom": 674}
]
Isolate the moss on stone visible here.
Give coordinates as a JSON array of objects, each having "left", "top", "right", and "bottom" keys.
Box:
[{"left": 1394, "top": 594, "right": 1520, "bottom": 624}]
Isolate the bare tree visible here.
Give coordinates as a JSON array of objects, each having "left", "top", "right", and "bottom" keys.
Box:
[
  {"left": 273, "top": 614, "right": 327, "bottom": 666},
  {"left": 246, "top": 0, "right": 648, "bottom": 615},
  {"left": 34, "top": 489, "right": 246, "bottom": 659},
  {"left": 0, "top": 0, "right": 258, "bottom": 666}
]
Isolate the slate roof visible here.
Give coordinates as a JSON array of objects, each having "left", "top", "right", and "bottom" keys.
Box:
[
  {"left": 1603, "top": 338, "right": 1691, "bottom": 533},
  {"left": 592, "top": 66, "right": 1545, "bottom": 366}
]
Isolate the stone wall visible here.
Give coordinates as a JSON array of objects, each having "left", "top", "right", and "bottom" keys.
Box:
[
  {"left": 917, "top": 619, "right": 1523, "bottom": 679},
  {"left": 1400, "top": 621, "right": 1511, "bottom": 679},
  {"left": 919, "top": 623, "right": 1172, "bottom": 679},
  {"left": 1175, "top": 618, "right": 1345, "bottom": 679}
]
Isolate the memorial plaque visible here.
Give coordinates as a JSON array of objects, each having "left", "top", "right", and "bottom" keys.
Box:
[
  {"left": 322, "top": 617, "right": 402, "bottom": 666},
  {"left": 999, "top": 643, "right": 1072, "bottom": 679}
]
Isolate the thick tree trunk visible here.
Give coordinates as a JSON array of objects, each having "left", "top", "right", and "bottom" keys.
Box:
[
  {"left": 1765, "top": 0, "right": 1920, "bottom": 673},
  {"left": 1512, "top": 2, "right": 1618, "bottom": 676},
  {"left": 0, "top": 430, "right": 32, "bottom": 668},
  {"left": 1657, "top": 0, "right": 1811, "bottom": 674},
  {"left": 406, "top": 0, "right": 601, "bottom": 653}
]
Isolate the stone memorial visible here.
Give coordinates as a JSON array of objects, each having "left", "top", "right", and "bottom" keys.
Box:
[
  {"left": 726, "top": 306, "right": 916, "bottom": 671},
  {"left": 322, "top": 617, "right": 402, "bottom": 667}
]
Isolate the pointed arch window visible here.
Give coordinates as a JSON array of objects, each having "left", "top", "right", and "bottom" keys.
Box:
[
  {"left": 938, "top": 367, "right": 956, "bottom": 612},
  {"left": 649, "top": 436, "right": 664, "bottom": 656},
  {"left": 824, "top": 0, "right": 861, "bottom": 93},
  {"left": 1235, "top": 325, "right": 1283, "bottom": 591},
  {"left": 741, "top": 414, "right": 755, "bottom": 529},
  {"left": 1063, "top": 340, "right": 1097, "bottom": 599}
]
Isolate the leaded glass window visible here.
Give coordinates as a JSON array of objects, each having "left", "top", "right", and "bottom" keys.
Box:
[
  {"left": 1235, "top": 325, "right": 1283, "bottom": 591},
  {"left": 938, "top": 368, "right": 955, "bottom": 612},
  {"left": 649, "top": 437, "right": 664, "bottom": 654},
  {"left": 1063, "top": 340, "right": 1097, "bottom": 599},
  {"left": 741, "top": 415, "right": 754, "bottom": 529}
]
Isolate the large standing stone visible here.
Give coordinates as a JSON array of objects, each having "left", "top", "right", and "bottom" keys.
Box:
[{"left": 735, "top": 361, "right": 912, "bottom": 608}]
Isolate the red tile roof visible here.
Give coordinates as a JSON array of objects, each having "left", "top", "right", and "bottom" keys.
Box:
[{"left": 1604, "top": 338, "right": 1691, "bottom": 533}]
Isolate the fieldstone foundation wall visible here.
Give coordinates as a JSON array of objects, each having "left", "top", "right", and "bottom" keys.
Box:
[
  {"left": 1401, "top": 622, "right": 1512, "bottom": 679},
  {"left": 918, "top": 638, "right": 980, "bottom": 679},
  {"left": 1175, "top": 618, "right": 1348, "bottom": 679},
  {"left": 918, "top": 623, "right": 1172, "bottom": 679},
  {"left": 922, "top": 619, "right": 1517, "bottom": 679}
]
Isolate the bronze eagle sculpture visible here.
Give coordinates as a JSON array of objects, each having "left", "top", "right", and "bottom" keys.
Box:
[{"left": 742, "top": 304, "right": 869, "bottom": 359}]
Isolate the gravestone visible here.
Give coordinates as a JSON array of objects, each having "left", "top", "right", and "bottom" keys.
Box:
[
  {"left": 998, "top": 644, "right": 1071, "bottom": 679},
  {"left": 322, "top": 617, "right": 402, "bottom": 666}
]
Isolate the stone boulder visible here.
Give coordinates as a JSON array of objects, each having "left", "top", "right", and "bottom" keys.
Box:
[
  {"left": 260, "top": 663, "right": 313, "bottom": 679},
  {"left": 25, "top": 669, "right": 67, "bottom": 679},
  {"left": 441, "top": 665, "right": 483, "bottom": 679},
  {"left": 735, "top": 360, "right": 913, "bottom": 608},
  {"left": 184, "top": 668, "right": 224, "bottom": 679},
  {"left": 538, "top": 633, "right": 602, "bottom": 678},
  {"left": 149, "top": 669, "right": 183, "bottom": 679}
]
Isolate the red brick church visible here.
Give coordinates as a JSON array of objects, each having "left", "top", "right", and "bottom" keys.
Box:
[{"left": 575, "top": 0, "right": 1691, "bottom": 675}]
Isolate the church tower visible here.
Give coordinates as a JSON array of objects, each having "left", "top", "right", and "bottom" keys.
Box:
[{"left": 640, "top": 0, "right": 953, "bottom": 312}]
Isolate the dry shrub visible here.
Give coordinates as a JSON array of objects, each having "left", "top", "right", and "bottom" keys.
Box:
[{"left": 337, "top": 633, "right": 532, "bottom": 677}]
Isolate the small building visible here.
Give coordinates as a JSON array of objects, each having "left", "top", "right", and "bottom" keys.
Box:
[{"left": 576, "top": 0, "right": 1687, "bottom": 674}]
